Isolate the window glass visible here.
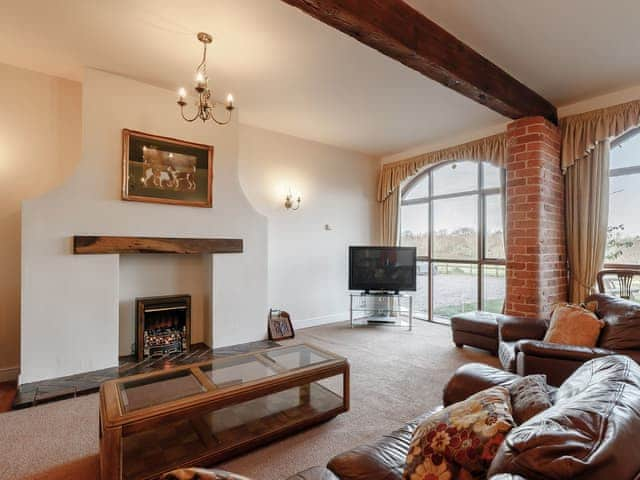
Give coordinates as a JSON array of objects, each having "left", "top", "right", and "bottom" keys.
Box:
[
  {"left": 407, "top": 260, "right": 429, "bottom": 319},
  {"left": 611, "top": 130, "right": 640, "bottom": 170},
  {"left": 432, "top": 195, "right": 478, "bottom": 260},
  {"left": 399, "top": 161, "right": 505, "bottom": 324},
  {"left": 607, "top": 173, "right": 640, "bottom": 264},
  {"left": 432, "top": 161, "right": 477, "bottom": 196},
  {"left": 483, "top": 163, "right": 501, "bottom": 189},
  {"left": 485, "top": 194, "right": 505, "bottom": 259},
  {"left": 483, "top": 265, "right": 505, "bottom": 314},
  {"left": 400, "top": 203, "right": 429, "bottom": 257},
  {"left": 432, "top": 262, "right": 478, "bottom": 320},
  {"left": 403, "top": 174, "right": 429, "bottom": 200}
]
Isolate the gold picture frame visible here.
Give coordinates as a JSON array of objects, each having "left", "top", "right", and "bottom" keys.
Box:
[{"left": 122, "top": 129, "right": 213, "bottom": 208}]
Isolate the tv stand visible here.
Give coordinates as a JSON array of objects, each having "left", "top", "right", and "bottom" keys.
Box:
[{"left": 349, "top": 292, "right": 413, "bottom": 331}]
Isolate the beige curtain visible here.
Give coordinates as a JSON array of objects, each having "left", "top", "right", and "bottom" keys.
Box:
[
  {"left": 561, "top": 99, "right": 640, "bottom": 170},
  {"left": 377, "top": 133, "right": 506, "bottom": 245},
  {"left": 379, "top": 188, "right": 399, "bottom": 246},
  {"left": 565, "top": 141, "right": 610, "bottom": 302}
]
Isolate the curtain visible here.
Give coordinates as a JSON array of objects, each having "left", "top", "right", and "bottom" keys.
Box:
[
  {"left": 379, "top": 188, "right": 399, "bottom": 246},
  {"left": 561, "top": 99, "right": 640, "bottom": 170},
  {"left": 561, "top": 99, "right": 640, "bottom": 301},
  {"left": 377, "top": 133, "right": 507, "bottom": 246},
  {"left": 565, "top": 140, "right": 610, "bottom": 302}
]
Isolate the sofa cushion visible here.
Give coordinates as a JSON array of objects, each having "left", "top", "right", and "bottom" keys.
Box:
[
  {"left": 404, "top": 387, "right": 515, "bottom": 478},
  {"left": 587, "top": 293, "right": 640, "bottom": 350},
  {"left": 498, "top": 341, "right": 517, "bottom": 372},
  {"left": 507, "top": 375, "right": 551, "bottom": 424},
  {"left": 543, "top": 302, "right": 604, "bottom": 347},
  {"left": 488, "top": 355, "right": 640, "bottom": 480}
]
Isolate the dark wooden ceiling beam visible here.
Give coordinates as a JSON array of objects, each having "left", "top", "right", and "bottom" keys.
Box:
[{"left": 281, "top": 0, "right": 558, "bottom": 123}]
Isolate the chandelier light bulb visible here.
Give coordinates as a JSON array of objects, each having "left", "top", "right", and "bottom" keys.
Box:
[
  {"left": 195, "top": 72, "right": 205, "bottom": 84},
  {"left": 226, "top": 93, "right": 234, "bottom": 109},
  {"left": 178, "top": 88, "right": 186, "bottom": 99}
]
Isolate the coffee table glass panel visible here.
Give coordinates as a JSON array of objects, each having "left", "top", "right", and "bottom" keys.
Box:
[{"left": 100, "top": 344, "right": 349, "bottom": 480}]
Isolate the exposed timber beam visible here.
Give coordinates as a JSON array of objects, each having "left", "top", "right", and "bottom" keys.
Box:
[{"left": 280, "top": 0, "right": 558, "bottom": 123}]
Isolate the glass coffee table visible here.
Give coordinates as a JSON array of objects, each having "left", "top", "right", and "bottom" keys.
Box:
[{"left": 99, "top": 344, "right": 349, "bottom": 480}]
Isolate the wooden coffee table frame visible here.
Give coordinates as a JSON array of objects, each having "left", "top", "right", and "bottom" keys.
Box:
[{"left": 99, "top": 344, "right": 350, "bottom": 480}]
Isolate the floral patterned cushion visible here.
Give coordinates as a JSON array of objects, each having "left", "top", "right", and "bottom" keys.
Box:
[{"left": 403, "top": 386, "right": 515, "bottom": 480}]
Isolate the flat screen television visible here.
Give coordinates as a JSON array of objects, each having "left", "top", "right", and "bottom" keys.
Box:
[{"left": 349, "top": 246, "right": 417, "bottom": 293}]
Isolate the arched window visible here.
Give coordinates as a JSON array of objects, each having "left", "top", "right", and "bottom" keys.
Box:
[
  {"left": 607, "top": 127, "right": 640, "bottom": 266},
  {"left": 399, "top": 160, "right": 505, "bottom": 324}
]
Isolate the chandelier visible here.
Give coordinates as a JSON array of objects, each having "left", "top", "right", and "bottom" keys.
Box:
[{"left": 177, "top": 32, "right": 235, "bottom": 126}]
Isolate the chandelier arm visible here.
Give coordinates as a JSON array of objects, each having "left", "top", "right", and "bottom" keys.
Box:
[
  {"left": 180, "top": 104, "right": 200, "bottom": 122},
  {"left": 210, "top": 108, "right": 232, "bottom": 126}
]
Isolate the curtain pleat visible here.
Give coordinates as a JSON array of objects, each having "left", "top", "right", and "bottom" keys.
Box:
[
  {"left": 561, "top": 99, "right": 640, "bottom": 170},
  {"left": 377, "top": 133, "right": 507, "bottom": 203},
  {"left": 565, "top": 141, "right": 610, "bottom": 302},
  {"left": 379, "top": 188, "right": 399, "bottom": 246}
]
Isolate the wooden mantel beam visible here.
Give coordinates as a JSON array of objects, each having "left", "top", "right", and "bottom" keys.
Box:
[{"left": 280, "top": 0, "right": 558, "bottom": 123}]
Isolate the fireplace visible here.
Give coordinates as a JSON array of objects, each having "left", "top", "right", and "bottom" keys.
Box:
[{"left": 135, "top": 295, "right": 191, "bottom": 361}]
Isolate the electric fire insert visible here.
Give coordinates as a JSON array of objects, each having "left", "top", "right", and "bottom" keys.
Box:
[{"left": 135, "top": 294, "right": 191, "bottom": 361}]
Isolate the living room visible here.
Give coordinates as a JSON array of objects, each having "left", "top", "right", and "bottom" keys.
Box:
[{"left": 2, "top": 1, "right": 640, "bottom": 479}]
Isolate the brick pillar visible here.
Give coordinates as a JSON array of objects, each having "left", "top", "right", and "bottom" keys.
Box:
[{"left": 505, "top": 117, "right": 567, "bottom": 318}]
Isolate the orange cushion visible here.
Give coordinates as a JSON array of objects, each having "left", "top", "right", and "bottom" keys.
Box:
[{"left": 543, "top": 301, "right": 604, "bottom": 347}]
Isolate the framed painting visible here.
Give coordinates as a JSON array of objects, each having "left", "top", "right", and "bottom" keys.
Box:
[
  {"left": 268, "top": 309, "right": 295, "bottom": 341},
  {"left": 122, "top": 129, "right": 213, "bottom": 207}
]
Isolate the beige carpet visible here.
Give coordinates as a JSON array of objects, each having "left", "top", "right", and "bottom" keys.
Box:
[{"left": 0, "top": 320, "right": 498, "bottom": 480}]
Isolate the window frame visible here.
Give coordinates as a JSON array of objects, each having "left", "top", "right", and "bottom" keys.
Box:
[
  {"left": 606, "top": 126, "right": 640, "bottom": 269},
  {"left": 399, "top": 160, "right": 506, "bottom": 324}
]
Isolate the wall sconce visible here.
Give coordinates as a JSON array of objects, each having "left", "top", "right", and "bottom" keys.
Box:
[{"left": 284, "top": 190, "right": 301, "bottom": 211}]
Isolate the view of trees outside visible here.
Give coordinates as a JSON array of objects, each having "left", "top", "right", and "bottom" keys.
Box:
[{"left": 400, "top": 161, "right": 505, "bottom": 322}]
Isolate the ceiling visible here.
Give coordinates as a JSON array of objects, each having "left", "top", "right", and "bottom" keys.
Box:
[{"left": 0, "top": 1, "right": 638, "bottom": 157}]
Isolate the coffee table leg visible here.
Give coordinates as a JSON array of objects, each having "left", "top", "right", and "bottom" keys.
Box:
[
  {"left": 299, "top": 383, "right": 311, "bottom": 405},
  {"left": 101, "top": 424, "right": 123, "bottom": 480}
]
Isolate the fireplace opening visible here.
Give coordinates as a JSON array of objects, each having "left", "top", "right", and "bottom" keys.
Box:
[{"left": 136, "top": 295, "right": 191, "bottom": 361}]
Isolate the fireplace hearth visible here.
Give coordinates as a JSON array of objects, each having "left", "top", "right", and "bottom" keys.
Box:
[{"left": 136, "top": 295, "right": 191, "bottom": 361}]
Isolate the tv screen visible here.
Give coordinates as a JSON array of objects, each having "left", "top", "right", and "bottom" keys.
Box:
[{"left": 349, "top": 246, "right": 417, "bottom": 292}]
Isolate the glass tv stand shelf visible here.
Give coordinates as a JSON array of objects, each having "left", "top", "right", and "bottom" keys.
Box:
[
  {"left": 99, "top": 343, "right": 349, "bottom": 480},
  {"left": 349, "top": 293, "right": 413, "bottom": 331}
]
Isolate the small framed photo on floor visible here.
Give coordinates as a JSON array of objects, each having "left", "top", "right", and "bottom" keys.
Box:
[
  {"left": 122, "top": 129, "right": 213, "bottom": 207},
  {"left": 268, "top": 309, "right": 295, "bottom": 340}
]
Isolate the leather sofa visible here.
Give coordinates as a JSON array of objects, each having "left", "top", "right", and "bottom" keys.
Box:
[
  {"left": 287, "top": 355, "right": 640, "bottom": 480},
  {"left": 167, "top": 355, "right": 640, "bottom": 480},
  {"left": 499, "top": 293, "right": 640, "bottom": 385}
]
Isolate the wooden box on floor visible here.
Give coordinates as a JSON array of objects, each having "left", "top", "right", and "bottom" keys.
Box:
[{"left": 99, "top": 344, "right": 349, "bottom": 480}]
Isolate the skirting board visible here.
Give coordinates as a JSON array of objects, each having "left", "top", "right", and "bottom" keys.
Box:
[
  {"left": 293, "top": 312, "right": 349, "bottom": 330},
  {"left": 0, "top": 366, "right": 19, "bottom": 382}
]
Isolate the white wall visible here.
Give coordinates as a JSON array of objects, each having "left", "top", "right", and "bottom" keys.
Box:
[
  {"left": 21, "top": 69, "right": 268, "bottom": 383},
  {"left": 238, "top": 125, "right": 377, "bottom": 329},
  {"left": 0, "top": 63, "right": 81, "bottom": 381},
  {"left": 118, "top": 255, "right": 211, "bottom": 356}
]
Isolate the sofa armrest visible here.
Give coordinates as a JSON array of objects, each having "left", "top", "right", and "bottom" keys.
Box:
[
  {"left": 443, "top": 363, "right": 520, "bottom": 406},
  {"left": 515, "top": 340, "right": 615, "bottom": 362},
  {"left": 499, "top": 316, "right": 548, "bottom": 342}
]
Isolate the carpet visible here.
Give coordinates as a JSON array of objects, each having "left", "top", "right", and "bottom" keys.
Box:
[{"left": 0, "top": 320, "right": 498, "bottom": 480}]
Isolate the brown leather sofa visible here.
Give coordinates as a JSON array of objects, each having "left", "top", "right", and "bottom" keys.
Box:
[
  {"left": 498, "top": 293, "right": 640, "bottom": 385},
  {"left": 287, "top": 355, "right": 640, "bottom": 480}
]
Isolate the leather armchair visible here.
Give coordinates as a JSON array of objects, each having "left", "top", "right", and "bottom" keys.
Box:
[{"left": 498, "top": 293, "right": 640, "bottom": 386}]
